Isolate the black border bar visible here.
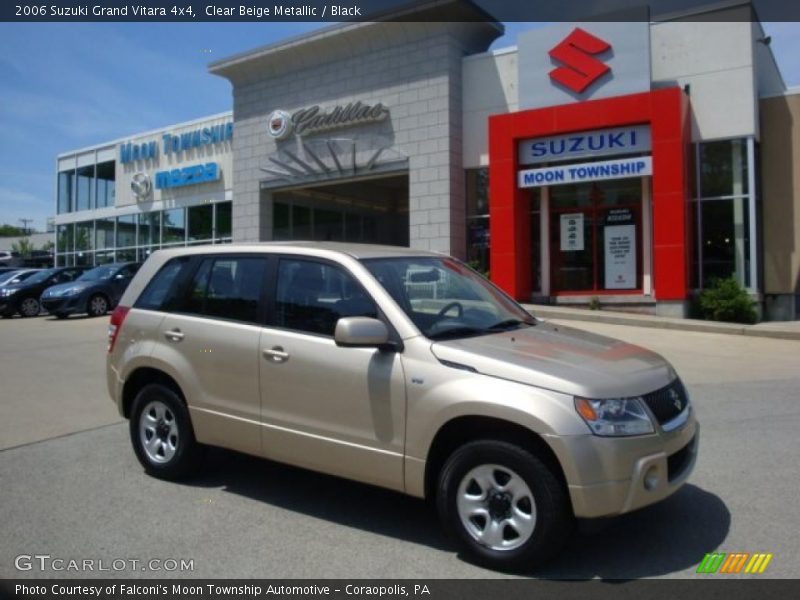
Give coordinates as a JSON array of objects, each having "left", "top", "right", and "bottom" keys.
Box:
[{"left": 3, "top": 0, "right": 800, "bottom": 22}]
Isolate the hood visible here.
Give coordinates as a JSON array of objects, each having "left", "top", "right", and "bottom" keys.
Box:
[
  {"left": 42, "top": 281, "right": 92, "bottom": 297},
  {"left": 430, "top": 321, "right": 675, "bottom": 399}
]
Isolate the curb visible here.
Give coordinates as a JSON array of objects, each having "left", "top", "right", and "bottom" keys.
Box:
[{"left": 522, "top": 305, "right": 800, "bottom": 341}]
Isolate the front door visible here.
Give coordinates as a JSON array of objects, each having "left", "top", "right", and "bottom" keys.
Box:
[
  {"left": 549, "top": 179, "right": 642, "bottom": 293},
  {"left": 258, "top": 256, "right": 406, "bottom": 491}
]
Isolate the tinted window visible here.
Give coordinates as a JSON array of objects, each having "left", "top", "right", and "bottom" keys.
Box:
[
  {"left": 274, "top": 258, "right": 378, "bottom": 336},
  {"left": 182, "top": 257, "right": 266, "bottom": 324},
  {"left": 135, "top": 258, "right": 191, "bottom": 311}
]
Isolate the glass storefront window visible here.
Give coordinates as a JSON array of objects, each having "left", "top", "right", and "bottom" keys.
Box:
[
  {"left": 188, "top": 204, "right": 213, "bottom": 242},
  {"left": 695, "top": 137, "right": 754, "bottom": 290},
  {"left": 273, "top": 202, "right": 290, "bottom": 240},
  {"left": 117, "top": 215, "right": 136, "bottom": 248},
  {"left": 75, "top": 222, "right": 93, "bottom": 251},
  {"left": 215, "top": 202, "right": 232, "bottom": 240},
  {"left": 700, "top": 198, "right": 750, "bottom": 286},
  {"left": 116, "top": 248, "right": 137, "bottom": 263},
  {"left": 138, "top": 212, "right": 159, "bottom": 247},
  {"left": 57, "top": 224, "right": 74, "bottom": 253},
  {"left": 76, "top": 165, "right": 93, "bottom": 211},
  {"left": 96, "top": 218, "right": 115, "bottom": 250},
  {"left": 699, "top": 139, "right": 748, "bottom": 198},
  {"left": 95, "top": 251, "right": 115, "bottom": 265},
  {"left": 162, "top": 208, "right": 186, "bottom": 245},
  {"left": 292, "top": 205, "right": 311, "bottom": 239},
  {"left": 95, "top": 161, "right": 115, "bottom": 209},
  {"left": 315, "top": 208, "right": 344, "bottom": 242},
  {"left": 466, "top": 168, "right": 490, "bottom": 275},
  {"left": 58, "top": 171, "right": 75, "bottom": 214},
  {"left": 549, "top": 180, "right": 642, "bottom": 293}
]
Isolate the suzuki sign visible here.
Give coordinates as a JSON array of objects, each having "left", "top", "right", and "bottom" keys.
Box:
[{"left": 518, "top": 22, "right": 651, "bottom": 109}]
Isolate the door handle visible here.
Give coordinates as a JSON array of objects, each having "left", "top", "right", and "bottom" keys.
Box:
[
  {"left": 263, "top": 346, "right": 290, "bottom": 363},
  {"left": 164, "top": 328, "right": 184, "bottom": 342}
]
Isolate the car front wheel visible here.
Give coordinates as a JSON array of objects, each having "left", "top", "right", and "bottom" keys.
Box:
[
  {"left": 87, "top": 294, "right": 109, "bottom": 317},
  {"left": 437, "top": 440, "right": 572, "bottom": 571},
  {"left": 129, "top": 383, "right": 202, "bottom": 480},
  {"left": 19, "top": 297, "right": 40, "bottom": 317}
]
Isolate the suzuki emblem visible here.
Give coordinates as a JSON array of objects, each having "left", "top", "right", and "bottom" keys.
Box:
[{"left": 548, "top": 28, "right": 612, "bottom": 94}]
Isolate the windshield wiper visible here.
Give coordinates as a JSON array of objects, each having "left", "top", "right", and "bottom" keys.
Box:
[
  {"left": 428, "top": 326, "right": 488, "bottom": 340},
  {"left": 486, "top": 318, "right": 536, "bottom": 332}
]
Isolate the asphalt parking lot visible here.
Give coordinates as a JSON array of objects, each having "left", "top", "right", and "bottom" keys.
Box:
[{"left": 1, "top": 313, "right": 799, "bottom": 579}]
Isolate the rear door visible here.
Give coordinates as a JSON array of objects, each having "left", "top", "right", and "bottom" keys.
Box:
[
  {"left": 257, "top": 256, "right": 406, "bottom": 491},
  {"left": 150, "top": 255, "right": 269, "bottom": 457}
]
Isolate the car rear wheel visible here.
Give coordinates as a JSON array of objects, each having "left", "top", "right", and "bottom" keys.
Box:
[
  {"left": 129, "top": 383, "right": 202, "bottom": 480},
  {"left": 87, "top": 294, "right": 109, "bottom": 317},
  {"left": 19, "top": 297, "right": 40, "bottom": 318},
  {"left": 436, "top": 440, "right": 572, "bottom": 571}
]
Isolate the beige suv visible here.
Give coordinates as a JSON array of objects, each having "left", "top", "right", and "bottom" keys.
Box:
[{"left": 107, "top": 242, "right": 698, "bottom": 570}]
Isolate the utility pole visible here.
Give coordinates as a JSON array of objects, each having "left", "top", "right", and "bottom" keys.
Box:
[{"left": 18, "top": 218, "right": 33, "bottom": 236}]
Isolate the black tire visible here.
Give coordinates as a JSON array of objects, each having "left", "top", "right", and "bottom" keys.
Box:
[
  {"left": 129, "top": 383, "right": 202, "bottom": 480},
  {"left": 19, "top": 297, "right": 40, "bottom": 318},
  {"left": 436, "top": 440, "right": 572, "bottom": 571},
  {"left": 87, "top": 293, "right": 109, "bottom": 317}
]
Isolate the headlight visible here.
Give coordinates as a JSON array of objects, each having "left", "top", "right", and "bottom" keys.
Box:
[
  {"left": 574, "top": 396, "right": 655, "bottom": 437},
  {"left": 59, "top": 287, "right": 82, "bottom": 296},
  {"left": 0, "top": 288, "right": 18, "bottom": 297}
]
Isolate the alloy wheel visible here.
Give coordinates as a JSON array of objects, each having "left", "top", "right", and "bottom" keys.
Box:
[{"left": 456, "top": 464, "right": 537, "bottom": 551}]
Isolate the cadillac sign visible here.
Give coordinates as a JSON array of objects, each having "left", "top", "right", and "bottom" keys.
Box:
[{"left": 268, "top": 101, "right": 390, "bottom": 139}]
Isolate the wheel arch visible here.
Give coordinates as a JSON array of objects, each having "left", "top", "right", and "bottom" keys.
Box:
[
  {"left": 122, "top": 367, "right": 185, "bottom": 419},
  {"left": 423, "top": 415, "right": 570, "bottom": 508}
]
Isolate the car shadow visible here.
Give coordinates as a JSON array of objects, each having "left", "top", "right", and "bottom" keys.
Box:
[
  {"left": 187, "top": 447, "right": 451, "bottom": 551},
  {"left": 182, "top": 448, "right": 729, "bottom": 579}
]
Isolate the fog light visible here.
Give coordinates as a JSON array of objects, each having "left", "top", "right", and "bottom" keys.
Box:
[{"left": 644, "top": 467, "right": 660, "bottom": 491}]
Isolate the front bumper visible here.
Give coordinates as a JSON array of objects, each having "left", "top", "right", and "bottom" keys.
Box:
[
  {"left": 41, "top": 295, "right": 83, "bottom": 315},
  {"left": 545, "top": 410, "right": 699, "bottom": 518}
]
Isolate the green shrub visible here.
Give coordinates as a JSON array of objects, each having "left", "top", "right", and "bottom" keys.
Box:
[
  {"left": 698, "top": 278, "right": 757, "bottom": 324},
  {"left": 588, "top": 296, "right": 601, "bottom": 311}
]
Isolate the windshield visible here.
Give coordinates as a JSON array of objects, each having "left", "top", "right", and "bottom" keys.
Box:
[
  {"left": 0, "top": 271, "right": 21, "bottom": 285},
  {"left": 25, "top": 269, "right": 58, "bottom": 284},
  {"left": 77, "top": 266, "right": 117, "bottom": 282},
  {"left": 0, "top": 270, "right": 35, "bottom": 285},
  {"left": 362, "top": 257, "right": 536, "bottom": 340}
]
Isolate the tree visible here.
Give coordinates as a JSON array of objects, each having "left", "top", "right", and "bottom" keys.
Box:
[
  {"left": 0, "top": 223, "right": 25, "bottom": 237},
  {"left": 11, "top": 237, "right": 34, "bottom": 255}
]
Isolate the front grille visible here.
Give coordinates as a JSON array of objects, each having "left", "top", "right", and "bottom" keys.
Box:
[
  {"left": 667, "top": 436, "right": 696, "bottom": 482},
  {"left": 642, "top": 379, "right": 688, "bottom": 425}
]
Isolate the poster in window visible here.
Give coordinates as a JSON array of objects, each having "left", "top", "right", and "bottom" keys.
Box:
[
  {"left": 560, "top": 213, "right": 584, "bottom": 252},
  {"left": 604, "top": 208, "right": 636, "bottom": 289}
]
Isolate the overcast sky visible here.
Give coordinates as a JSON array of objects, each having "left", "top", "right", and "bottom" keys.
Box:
[{"left": 0, "top": 21, "right": 798, "bottom": 232}]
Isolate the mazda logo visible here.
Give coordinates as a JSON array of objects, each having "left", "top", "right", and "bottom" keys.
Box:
[{"left": 130, "top": 172, "right": 152, "bottom": 200}]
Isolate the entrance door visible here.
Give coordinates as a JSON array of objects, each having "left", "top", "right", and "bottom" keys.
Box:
[{"left": 548, "top": 179, "right": 642, "bottom": 294}]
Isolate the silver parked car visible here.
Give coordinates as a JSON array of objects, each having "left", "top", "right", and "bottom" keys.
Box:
[{"left": 107, "top": 242, "right": 698, "bottom": 570}]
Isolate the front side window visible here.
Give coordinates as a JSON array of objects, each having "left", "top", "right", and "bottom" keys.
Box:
[
  {"left": 274, "top": 258, "right": 378, "bottom": 336},
  {"left": 362, "top": 257, "right": 535, "bottom": 340}
]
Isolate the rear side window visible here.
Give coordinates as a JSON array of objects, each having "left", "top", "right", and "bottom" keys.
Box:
[
  {"left": 135, "top": 258, "right": 191, "bottom": 311},
  {"left": 181, "top": 257, "right": 266, "bottom": 324}
]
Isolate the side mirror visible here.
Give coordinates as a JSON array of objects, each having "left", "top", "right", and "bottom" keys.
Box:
[{"left": 334, "top": 317, "right": 390, "bottom": 348}]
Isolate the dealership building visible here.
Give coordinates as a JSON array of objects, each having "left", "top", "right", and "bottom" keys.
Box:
[{"left": 53, "top": 1, "right": 800, "bottom": 319}]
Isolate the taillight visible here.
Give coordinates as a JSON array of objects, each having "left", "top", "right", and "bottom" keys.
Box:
[{"left": 108, "top": 306, "right": 130, "bottom": 353}]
